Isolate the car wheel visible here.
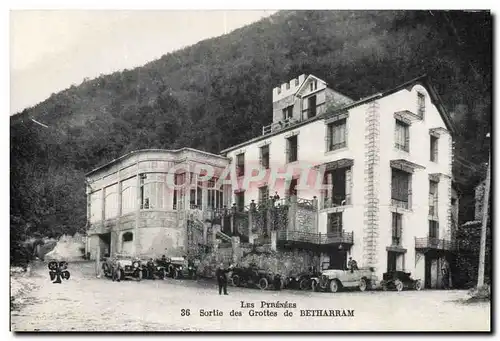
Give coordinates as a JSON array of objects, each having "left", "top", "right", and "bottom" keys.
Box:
[
  {"left": 329, "top": 279, "right": 340, "bottom": 293},
  {"left": 232, "top": 274, "right": 241, "bottom": 287},
  {"left": 258, "top": 277, "right": 269, "bottom": 290},
  {"left": 359, "top": 278, "right": 367, "bottom": 292},
  {"left": 299, "top": 278, "right": 309, "bottom": 290},
  {"left": 414, "top": 280, "right": 423, "bottom": 291},
  {"left": 395, "top": 279, "right": 403, "bottom": 292},
  {"left": 311, "top": 280, "right": 318, "bottom": 292}
]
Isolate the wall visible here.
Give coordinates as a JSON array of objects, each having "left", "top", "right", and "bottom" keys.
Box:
[{"left": 376, "top": 83, "right": 453, "bottom": 279}]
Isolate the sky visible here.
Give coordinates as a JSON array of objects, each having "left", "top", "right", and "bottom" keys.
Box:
[{"left": 9, "top": 10, "right": 277, "bottom": 115}]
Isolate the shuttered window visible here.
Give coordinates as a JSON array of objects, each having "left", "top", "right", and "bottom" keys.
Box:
[{"left": 395, "top": 120, "right": 410, "bottom": 152}]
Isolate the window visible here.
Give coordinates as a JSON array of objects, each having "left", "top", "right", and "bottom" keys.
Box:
[
  {"left": 122, "top": 232, "right": 133, "bottom": 242},
  {"left": 429, "top": 220, "right": 439, "bottom": 239},
  {"left": 207, "top": 180, "right": 223, "bottom": 209},
  {"left": 391, "top": 168, "right": 412, "bottom": 209},
  {"left": 323, "top": 167, "right": 350, "bottom": 207},
  {"left": 282, "top": 105, "right": 293, "bottom": 120},
  {"left": 104, "top": 184, "right": 119, "bottom": 219},
  {"left": 286, "top": 83, "right": 290, "bottom": 90},
  {"left": 327, "top": 118, "right": 347, "bottom": 151},
  {"left": 172, "top": 173, "right": 186, "bottom": 210},
  {"left": 258, "top": 186, "right": 269, "bottom": 204},
  {"left": 286, "top": 135, "right": 298, "bottom": 163},
  {"left": 121, "top": 177, "right": 136, "bottom": 215},
  {"left": 236, "top": 153, "right": 245, "bottom": 177},
  {"left": 287, "top": 178, "right": 298, "bottom": 198},
  {"left": 417, "top": 92, "right": 425, "bottom": 118},
  {"left": 395, "top": 120, "right": 410, "bottom": 152},
  {"left": 392, "top": 213, "right": 402, "bottom": 246},
  {"left": 429, "top": 180, "right": 438, "bottom": 217},
  {"left": 235, "top": 192, "right": 245, "bottom": 212},
  {"left": 189, "top": 184, "right": 203, "bottom": 209},
  {"left": 430, "top": 135, "right": 438, "bottom": 162},
  {"left": 260, "top": 145, "right": 270, "bottom": 169},
  {"left": 310, "top": 80, "right": 317, "bottom": 91},
  {"left": 89, "top": 190, "right": 103, "bottom": 223},
  {"left": 327, "top": 213, "right": 343, "bottom": 234},
  {"left": 307, "top": 95, "right": 317, "bottom": 118},
  {"left": 140, "top": 173, "right": 167, "bottom": 209}
]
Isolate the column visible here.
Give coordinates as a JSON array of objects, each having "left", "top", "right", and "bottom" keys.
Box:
[
  {"left": 327, "top": 172, "right": 333, "bottom": 208},
  {"left": 312, "top": 196, "right": 319, "bottom": 233},
  {"left": 135, "top": 172, "right": 141, "bottom": 255},
  {"left": 271, "top": 230, "right": 277, "bottom": 251},
  {"left": 248, "top": 200, "right": 256, "bottom": 245}
]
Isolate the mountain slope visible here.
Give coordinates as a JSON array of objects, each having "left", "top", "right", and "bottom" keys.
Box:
[{"left": 10, "top": 10, "right": 492, "bottom": 240}]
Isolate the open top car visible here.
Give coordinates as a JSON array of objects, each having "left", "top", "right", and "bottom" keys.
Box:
[
  {"left": 311, "top": 263, "right": 377, "bottom": 293},
  {"left": 102, "top": 254, "right": 143, "bottom": 281}
]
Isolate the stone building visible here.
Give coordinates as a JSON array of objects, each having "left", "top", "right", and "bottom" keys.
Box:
[
  {"left": 85, "top": 74, "right": 458, "bottom": 288},
  {"left": 85, "top": 148, "right": 229, "bottom": 260},
  {"left": 221, "top": 74, "right": 457, "bottom": 288}
]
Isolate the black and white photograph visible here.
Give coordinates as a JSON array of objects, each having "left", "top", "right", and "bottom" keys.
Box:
[{"left": 8, "top": 6, "right": 492, "bottom": 332}]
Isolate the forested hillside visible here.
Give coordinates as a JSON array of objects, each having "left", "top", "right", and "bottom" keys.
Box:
[{"left": 10, "top": 10, "right": 492, "bottom": 242}]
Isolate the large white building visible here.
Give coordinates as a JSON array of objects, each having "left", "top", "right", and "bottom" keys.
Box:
[{"left": 220, "top": 74, "right": 457, "bottom": 288}]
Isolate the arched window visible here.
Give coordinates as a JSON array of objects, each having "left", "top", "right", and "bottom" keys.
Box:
[
  {"left": 122, "top": 232, "right": 133, "bottom": 242},
  {"left": 140, "top": 173, "right": 167, "bottom": 209}
]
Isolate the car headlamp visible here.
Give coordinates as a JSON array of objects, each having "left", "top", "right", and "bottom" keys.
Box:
[{"left": 133, "top": 262, "right": 139, "bottom": 268}]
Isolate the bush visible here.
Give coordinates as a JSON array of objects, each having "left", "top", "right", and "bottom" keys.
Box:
[{"left": 466, "top": 285, "right": 490, "bottom": 303}]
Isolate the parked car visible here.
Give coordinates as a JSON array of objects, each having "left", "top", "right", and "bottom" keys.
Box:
[
  {"left": 165, "top": 256, "right": 198, "bottom": 279},
  {"left": 230, "top": 264, "right": 278, "bottom": 290},
  {"left": 141, "top": 258, "right": 167, "bottom": 280},
  {"left": 286, "top": 267, "right": 321, "bottom": 290},
  {"left": 102, "top": 254, "right": 143, "bottom": 281},
  {"left": 311, "top": 265, "right": 377, "bottom": 293},
  {"left": 380, "top": 271, "right": 422, "bottom": 291}
]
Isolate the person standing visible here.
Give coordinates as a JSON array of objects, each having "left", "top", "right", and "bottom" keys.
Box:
[{"left": 215, "top": 262, "right": 231, "bottom": 295}]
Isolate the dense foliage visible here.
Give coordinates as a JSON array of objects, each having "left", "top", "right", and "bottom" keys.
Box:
[{"left": 10, "top": 11, "right": 491, "bottom": 248}]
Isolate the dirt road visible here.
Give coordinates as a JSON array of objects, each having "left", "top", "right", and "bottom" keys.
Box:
[{"left": 10, "top": 261, "right": 491, "bottom": 332}]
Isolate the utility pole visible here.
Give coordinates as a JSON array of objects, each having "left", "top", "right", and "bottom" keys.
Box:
[{"left": 477, "top": 133, "right": 491, "bottom": 288}]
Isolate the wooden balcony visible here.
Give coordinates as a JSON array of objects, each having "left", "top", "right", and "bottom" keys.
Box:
[{"left": 415, "top": 237, "right": 456, "bottom": 252}]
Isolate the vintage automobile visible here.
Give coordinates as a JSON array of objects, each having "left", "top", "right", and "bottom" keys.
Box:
[
  {"left": 380, "top": 271, "right": 423, "bottom": 291},
  {"left": 141, "top": 258, "right": 167, "bottom": 280},
  {"left": 102, "top": 254, "right": 143, "bottom": 281},
  {"left": 286, "top": 267, "right": 321, "bottom": 290},
  {"left": 230, "top": 264, "right": 280, "bottom": 290},
  {"left": 311, "top": 264, "right": 377, "bottom": 293},
  {"left": 165, "top": 256, "right": 198, "bottom": 279}
]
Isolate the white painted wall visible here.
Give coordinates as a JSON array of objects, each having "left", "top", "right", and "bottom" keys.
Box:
[{"left": 376, "top": 83, "right": 453, "bottom": 278}]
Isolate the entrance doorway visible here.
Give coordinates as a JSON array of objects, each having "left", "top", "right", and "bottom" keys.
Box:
[
  {"left": 328, "top": 249, "right": 347, "bottom": 270},
  {"left": 98, "top": 232, "right": 111, "bottom": 257}
]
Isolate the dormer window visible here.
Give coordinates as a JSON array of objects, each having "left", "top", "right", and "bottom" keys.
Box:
[
  {"left": 286, "top": 83, "right": 290, "bottom": 90},
  {"left": 309, "top": 80, "right": 318, "bottom": 92},
  {"left": 417, "top": 92, "right": 425, "bottom": 118}
]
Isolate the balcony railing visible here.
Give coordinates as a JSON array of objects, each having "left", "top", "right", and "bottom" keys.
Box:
[
  {"left": 322, "top": 195, "right": 350, "bottom": 209},
  {"left": 262, "top": 117, "right": 300, "bottom": 135},
  {"left": 277, "top": 230, "right": 353, "bottom": 245},
  {"left": 391, "top": 198, "right": 410, "bottom": 210},
  {"left": 415, "top": 237, "right": 456, "bottom": 251}
]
